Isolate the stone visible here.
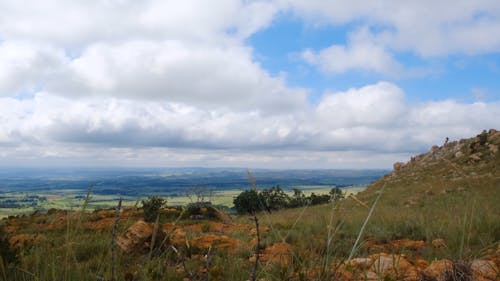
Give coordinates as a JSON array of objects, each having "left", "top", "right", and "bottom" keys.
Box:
[
  {"left": 421, "top": 259, "right": 454, "bottom": 281},
  {"left": 9, "top": 234, "right": 45, "bottom": 249},
  {"left": 116, "top": 220, "right": 153, "bottom": 253},
  {"left": 432, "top": 238, "right": 447, "bottom": 248},
  {"left": 393, "top": 162, "right": 406, "bottom": 171},
  {"left": 489, "top": 144, "right": 498, "bottom": 154},
  {"left": 370, "top": 253, "right": 419, "bottom": 281},
  {"left": 470, "top": 259, "right": 499, "bottom": 281}
]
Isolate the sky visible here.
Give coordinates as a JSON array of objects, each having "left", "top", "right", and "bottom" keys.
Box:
[{"left": 0, "top": 0, "right": 499, "bottom": 169}]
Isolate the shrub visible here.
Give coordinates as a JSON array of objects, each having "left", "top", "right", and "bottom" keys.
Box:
[
  {"left": 0, "top": 226, "right": 18, "bottom": 266},
  {"left": 141, "top": 196, "right": 166, "bottom": 222},
  {"left": 233, "top": 190, "right": 261, "bottom": 214},
  {"left": 259, "top": 185, "right": 290, "bottom": 211},
  {"left": 329, "top": 187, "right": 345, "bottom": 200}
]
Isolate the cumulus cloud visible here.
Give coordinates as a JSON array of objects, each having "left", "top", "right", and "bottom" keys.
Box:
[
  {"left": 1, "top": 82, "right": 499, "bottom": 168},
  {"left": 288, "top": 0, "right": 500, "bottom": 57},
  {"left": 1, "top": 1, "right": 499, "bottom": 168},
  {"left": 301, "top": 28, "right": 403, "bottom": 75}
]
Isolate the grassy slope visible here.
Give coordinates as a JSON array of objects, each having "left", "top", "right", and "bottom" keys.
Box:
[{"left": 1, "top": 130, "right": 499, "bottom": 280}]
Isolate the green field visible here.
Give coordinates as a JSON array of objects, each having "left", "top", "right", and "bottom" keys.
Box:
[{"left": 0, "top": 186, "right": 365, "bottom": 218}]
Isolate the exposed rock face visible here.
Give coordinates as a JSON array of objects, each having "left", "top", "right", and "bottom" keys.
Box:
[
  {"left": 117, "top": 220, "right": 153, "bottom": 253},
  {"left": 393, "top": 162, "right": 406, "bottom": 171}
]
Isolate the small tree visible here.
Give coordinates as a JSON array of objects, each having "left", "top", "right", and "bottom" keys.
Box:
[
  {"left": 259, "top": 186, "right": 290, "bottom": 212},
  {"left": 329, "top": 187, "right": 345, "bottom": 200},
  {"left": 289, "top": 188, "right": 307, "bottom": 208},
  {"left": 141, "top": 196, "right": 166, "bottom": 222},
  {"left": 233, "top": 190, "right": 261, "bottom": 215},
  {"left": 478, "top": 130, "right": 488, "bottom": 146}
]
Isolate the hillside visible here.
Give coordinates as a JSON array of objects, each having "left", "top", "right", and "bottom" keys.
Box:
[{"left": 1, "top": 130, "right": 500, "bottom": 281}]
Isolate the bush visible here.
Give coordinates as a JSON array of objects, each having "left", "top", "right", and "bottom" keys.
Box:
[
  {"left": 0, "top": 226, "right": 18, "bottom": 266},
  {"left": 233, "top": 190, "right": 261, "bottom": 215},
  {"left": 141, "top": 196, "right": 166, "bottom": 222},
  {"left": 259, "top": 185, "right": 290, "bottom": 211},
  {"left": 329, "top": 187, "right": 344, "bottom": 200}
]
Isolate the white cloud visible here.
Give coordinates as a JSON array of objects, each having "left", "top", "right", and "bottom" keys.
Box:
[
  {"left": 1, "top": 82, "right": 499, "bottom": 168},
  {"left": 1, "top": 1, "right": 499, "bottom": 168},
  {"left": 0, "top": 42, "right": 67, "bottom": 95},
  {"left": 288, "top": 0, "right": 500, "bottom": 57},
  {"left": 46, "top": 40, "right": 308, "bottom": 112},
  {"left": 301, "top": 28, "right": 402, "bottom": 75}
]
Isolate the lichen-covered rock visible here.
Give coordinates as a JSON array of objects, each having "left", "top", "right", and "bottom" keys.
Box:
[
  {"left": 116, "top": 220, "right": 153, "bottom": 253},
  {"left": 421, "top": 259, "right": 454, "bottom": 281},
  {"left": 470, "top": 259, "right": 499, "bottom": 281},
  {"left": 431, "top": 238, "right": 446, "bottom": 248}
]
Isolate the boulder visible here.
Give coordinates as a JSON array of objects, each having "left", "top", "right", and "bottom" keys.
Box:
[
  {"left": 393, "top": 162, "right": 406, "bottom": 171},
  {"left": 470, "top": 259, "right": 499, "bottom": 281},
  {"left": 431, "top": 238, "right": 447, "bottom": 248},
  {"left": 116, "top": 220, "right": 153, "bottom": 253},
  {"left": 190, "top": 234, "right": 240, "bottom": 252},
  {"left": 421, "top": 259, "right": 454, "bottom": 281},
  {"left": 370, "top": 253, "right": 419, "bottom": 281}
]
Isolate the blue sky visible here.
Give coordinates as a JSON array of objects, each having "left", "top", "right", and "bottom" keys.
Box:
[
  {"left": 249, "top": 14, "right": 500, "bottom": 103},
  {"left": 0, "top": 1, "right": 499, "bottom": 169}
]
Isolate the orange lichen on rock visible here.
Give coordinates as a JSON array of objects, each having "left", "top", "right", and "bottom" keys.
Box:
[
  {"left": 251, "top": 242, "right": 292, "bottom": 266},
  {"left": 421, "top": 259, "right": 454, "bottom": 281},
  {"left": 189, "top": 234, "right": 241, "bottom": 252},
  {"left": 83, "top": 217, "right": 115, "bottom": 230},
  {"left": 9, "top": 234, "right": 45, "bottom": 249},
  {"left": 117, "top": 220, "right": 153, "bottom": 253}
]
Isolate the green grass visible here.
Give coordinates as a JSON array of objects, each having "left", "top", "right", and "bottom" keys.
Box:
[{"left": 1, "top": 133, "right": 499, "bottom": 280}]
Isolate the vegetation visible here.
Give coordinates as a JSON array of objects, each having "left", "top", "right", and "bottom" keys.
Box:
[
  {"left": 0, "top": 131, "right": 498, "bottom": 280},
  {"left": 233, "top": 185, "right": 344, "bottom": 214},
  {"left": 141, "top": 196, "right": 166, "bottom": 222}
]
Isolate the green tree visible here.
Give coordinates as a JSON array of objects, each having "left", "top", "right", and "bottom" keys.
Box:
[
  {"left": 141, "top": 196, "right": 166, "bottom": 222},
  {"left": 289, "top": 188, "right": 307, "bottom": 208},
  {"left": 259, "top": 185, "right": 290, "bottom": 212},
  {"left": 233, "top": 190, "right": 261, "bottom": 214},
  {"left": 329, "top": 187, "right": 345, "bottom": 200}
]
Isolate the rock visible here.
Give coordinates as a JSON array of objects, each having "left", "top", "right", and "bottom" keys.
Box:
[
  {"left": 389, "top": 239, "right": 426, "bottom": 250},
  {"left": 83, "top": 218, "right": 115, "bottom": 230},
  {"left": 470, "top": 259, "right": 499, "bottom": 281},
  {"left": 432, "top": 238, "right": 447, "bottom": 248},
  {"left": 432, "top": 145, "right": 440, "bottom": 152},
  {"left": 489, "top": 144, "right": 498, "bottom": 154},
  {"left": 421, "top": 259, "right": 453, "bottom": 281},
  {"left": 346, "top": 258, "right": 373, "bottom": 270},
  {"left": 117, "top": 220, "right": 153, "bottom": 253},
  {"left": 455, "top": 151, "right": 464, "bottom": 158},
  {"left": 393, "top": 162, "right": 406, "bottom": 171},
  {"left": 470, "top": 153, "right": 482, "bottom": 162},
  {"left": 9, "top": 234, "right": 45, "bottom": 249},
  {"left": 190, "top": 234, "right": 240, "bottom": 252},
  {"left": 370, "top": 253, "right": 419, "bottom": 281},
  {"left": 253, "top": 242, "right": 292, "bottom": 266}
]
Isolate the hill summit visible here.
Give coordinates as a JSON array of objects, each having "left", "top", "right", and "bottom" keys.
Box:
[{"left": 364, "top": 129, "right": 500, "bottom": 201}]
